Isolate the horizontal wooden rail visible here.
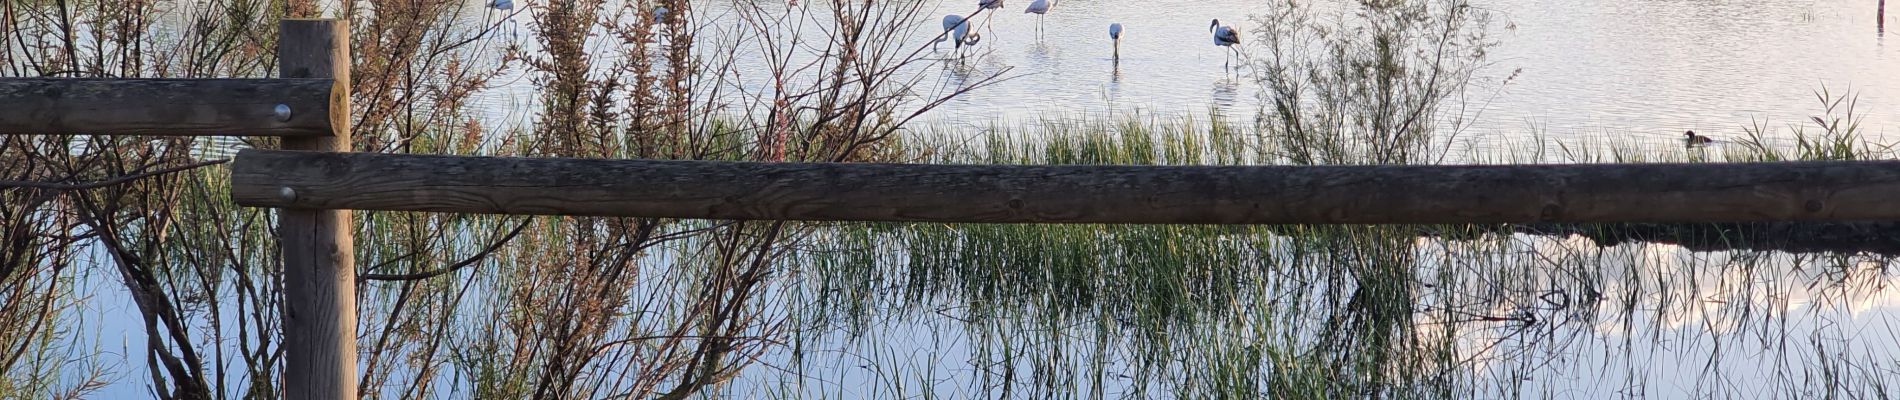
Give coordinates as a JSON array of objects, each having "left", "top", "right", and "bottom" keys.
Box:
[
  {"left": 230, "top": 149, "right": 1900, "bottom": 224},
  {"left": 0, "top": 78, "right": 337, "bottom": 136}
]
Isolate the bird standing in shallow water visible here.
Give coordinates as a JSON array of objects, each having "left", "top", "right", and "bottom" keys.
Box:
[
  {"left": 1210, "top": 19, "right": 1240, "bottom": 68},
  {"left": 1108, "top": 23, "right": 1123, "bottom": 61},
  {"left": 1026, "top": 0, "right": 1054, "bottom": 35},
  {"left": 978, "top": 0, "right": 1004, "bottom": 35},
  {"left": 487, "top": 0, "right": 518, "bottom": 37},
  {"left": 936, "top": 14, "right": 977, "bottom": 56},
  {"left": 1684, "top": 130, "right": 1714, "bottom": 146}
]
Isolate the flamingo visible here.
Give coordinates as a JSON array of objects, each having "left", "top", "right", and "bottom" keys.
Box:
[
  {"left": 978, "top": 0, "right": 1004, "bottom": 35},
  {"left": 935, "top": 14, "right": 977, "bottom": 56},
  {"left": 1025, "top": 0, "right": 1054, "bottom": 35},
  {"left": 487, "top": 0, "right": 518, "bottom": 37},
  {"left": 1211, "top": 19, "right": 1240, "bottom": 68}
]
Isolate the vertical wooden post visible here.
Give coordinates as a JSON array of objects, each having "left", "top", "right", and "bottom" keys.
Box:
[{"left": 277, "top": 19, "right": 357, "bottom": 400}]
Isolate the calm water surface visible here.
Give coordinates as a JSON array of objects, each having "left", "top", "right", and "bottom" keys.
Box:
[
  {"left": 75, "top": 0, "right": 1900, "bottom": 398},
  {"left": 458, "top": 0, "right": 1900, "bottom": 145},
  {"left": 473, "top": 1, "right": 1900, "bottom": 396},
  {"left": 944, "top": 0, "right": 1900, "bottom": 141}
]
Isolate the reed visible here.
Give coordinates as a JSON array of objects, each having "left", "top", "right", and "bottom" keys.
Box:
[{"left": 5, "top": 0, "right": 1900, "bottom": 398}]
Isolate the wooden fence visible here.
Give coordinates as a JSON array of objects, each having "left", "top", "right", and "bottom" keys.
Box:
[
  {"left": 230, "top": 150, "right": 1900, "bottom": 224},
  {"left": 6, "top": 17, "right": 1900, "bottom": 400},
  {"left": 1, "top": 19, "right": 356, "bottom": 400}
]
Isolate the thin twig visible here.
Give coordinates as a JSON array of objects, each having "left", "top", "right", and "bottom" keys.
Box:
[
  {"left": 359, "top": 218, "right": 535, "bottom": 282},
  {"left": 0, "top": 158, "right": 229, "bottom": 191}
]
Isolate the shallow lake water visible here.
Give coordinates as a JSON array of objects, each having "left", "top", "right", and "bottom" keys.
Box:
[
  {"left": 759, "top": 235, "right": 1900, "bottom": 398},
  {"left": 459, "top": 0, "right": 1900, "bottom": 144},
  {"left": 961, "top": 0, "right": 1900, "bottom": 143},
  {"left": 51, "top": 0, "right": 1900, "bottom": 398}
]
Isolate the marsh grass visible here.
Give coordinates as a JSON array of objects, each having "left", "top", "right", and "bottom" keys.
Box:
[
  {"left": 791, "top": 118, "right": 1900, "bottom": 399},
  {"left": 790, "top": 114, "right": 1424, "bottom": 397},
  {"left": 11, "top": 0, "right": 1007, "bottom": 398},
  {"left": 7, "top": 1, "right": 1900, "bottom": 399},
  {"left": 785, "top": 79, "right": 1900, "bottom": 397}
]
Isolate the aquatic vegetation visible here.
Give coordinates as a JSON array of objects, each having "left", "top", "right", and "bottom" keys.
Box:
[
  {"left": 4, "top": 0, "right": 1900, "bottom": 399},
  {"left": 794, "top": 104, "right": 1900, "bottom": 398}
]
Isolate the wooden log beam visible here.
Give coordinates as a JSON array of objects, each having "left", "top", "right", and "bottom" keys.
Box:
[
  {"left": 277, "top": 19, "right": 357, "bottom": 400},
  {"left": 0, "top": 78, "right": 337, "bottom": 136},
  {"left": 230, "top": 150, "right": 1900, "bottom": 224}
]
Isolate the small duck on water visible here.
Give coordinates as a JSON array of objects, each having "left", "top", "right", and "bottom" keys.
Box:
[{"left": 1684, "top": 130, "right": 1714, "bottom": 146}]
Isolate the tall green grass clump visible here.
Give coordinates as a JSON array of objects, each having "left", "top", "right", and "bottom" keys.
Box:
[
  {"left": 794, "top": 1, "right": 1900, "bottom": 398},
  {"left": 1251, "top": 0, "right": 1494, "bottom": 166}
]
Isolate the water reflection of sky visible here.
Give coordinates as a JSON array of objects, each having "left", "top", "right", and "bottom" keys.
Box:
[
  {"left": 48, "top": 0, "right": 1900, "bottom": 397},
  {"left": 1434, "top": 235, "right": 1900, "bottom": 398},
  {"left": 697, "top": 231, "right": 1900, "bottom": 398},
  {"left": 68, "top": 224, "right": 1900, "bottom": 397}
]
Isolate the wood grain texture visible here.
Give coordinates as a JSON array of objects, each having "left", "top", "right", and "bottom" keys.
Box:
[
  {"left": 230, "top": 150, "right": 1900, "bottom": 224},
  {"left": 0, "top": 78, "right": 336, "bottom": 136},
  {"left": 277, "top": 19, "right": 358, "bottom": 400}
]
